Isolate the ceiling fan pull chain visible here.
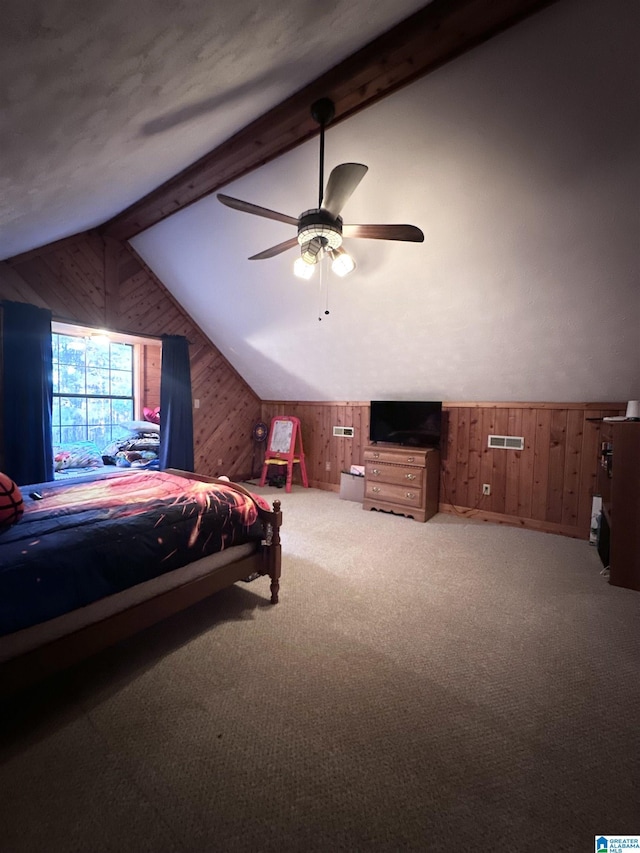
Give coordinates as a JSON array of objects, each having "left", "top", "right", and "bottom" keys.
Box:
[
  {"left": 317, "top": 258, "right": 330, "bottom": 321},
  {"left": 325, "top": 265, "right": 330, "bottom": 317}
]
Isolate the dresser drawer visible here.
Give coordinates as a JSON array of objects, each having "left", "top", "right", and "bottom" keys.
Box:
[
  {"left": 365, "top": 463, "right": 423, "bottom": 487},
  {"left": 365, "top": 481, "right": 423, "bottom": 508},
  {"left": 363, "top": 447, "right": 427, "bottom": 467}
]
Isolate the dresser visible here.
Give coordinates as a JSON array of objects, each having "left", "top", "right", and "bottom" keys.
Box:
[{"left": 363, "top": 445, "right": 440, "bottom": 522}]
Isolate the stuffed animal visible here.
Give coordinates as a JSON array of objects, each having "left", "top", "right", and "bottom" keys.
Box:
[{"left": 143, "top": 406, "right": 161, "bottom": 425}]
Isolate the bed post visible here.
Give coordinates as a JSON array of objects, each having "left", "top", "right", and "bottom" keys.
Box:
[{"left": 267, "top": 499, "right": 282, "bottom": 604}]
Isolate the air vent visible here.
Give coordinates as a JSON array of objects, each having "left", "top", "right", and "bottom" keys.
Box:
[
  {"left": 333, "top": 426, "right": 354, "bottom": 438},
  {"left": 488, "top": 435, "right": 525, "bottom": 450}
]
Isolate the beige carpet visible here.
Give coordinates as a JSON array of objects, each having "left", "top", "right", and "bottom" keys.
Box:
[{"left": 1, "top": 487, "right": 639, "bottom": 852}]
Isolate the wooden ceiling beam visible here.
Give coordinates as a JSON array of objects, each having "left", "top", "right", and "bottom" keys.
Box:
[{"left": 101, "top": 0, "right": 559, "bottom": 243}]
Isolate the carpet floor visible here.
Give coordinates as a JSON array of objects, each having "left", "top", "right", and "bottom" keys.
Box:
[{"left": 1, "top": 486, "right": 638, "bottom": 852}]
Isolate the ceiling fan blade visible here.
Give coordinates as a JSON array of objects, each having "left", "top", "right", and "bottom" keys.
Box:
[
  {"left": 217, "top": 194, "right": 298, "bottom": 226},
  {"left": 321, "top": 163, "right": 368, "bottom": 218},
  {"left": 342, "top": 224, "right": 424, "bottom": 242},
  {"left": 249, "top": 237, "right": 299, "bottom": 260}
]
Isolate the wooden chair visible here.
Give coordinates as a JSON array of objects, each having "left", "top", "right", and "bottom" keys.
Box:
[{"left": 259, "top": 416, "right": 309, "bottom": 493}]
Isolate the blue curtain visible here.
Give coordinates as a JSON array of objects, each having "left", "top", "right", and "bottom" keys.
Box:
[
  {"left": 159, "top": 334, "right": 194, "bottom": 472},
  {"left": 1, "top": 300, "right": 54, "bottom": 485}
]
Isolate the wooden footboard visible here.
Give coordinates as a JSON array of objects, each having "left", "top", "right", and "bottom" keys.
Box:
[
  {"left": 164, "top": 469, "right": 283, "bottom": 604},
  {"left": 0, "top": 472, "right": 282, "bottom": 697}
]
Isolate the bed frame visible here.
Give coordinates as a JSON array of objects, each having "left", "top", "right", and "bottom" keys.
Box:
[{"left": 0, "top": 470, "right": 282, "bottom": 697}]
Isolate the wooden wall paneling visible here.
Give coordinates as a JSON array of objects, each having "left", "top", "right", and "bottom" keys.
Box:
[
  {"left": 256, "top": 400, "right": 624, "bottom": 537},
  {"left": 546, "top": 407, "right": 568, "bottom": 524},
  {"left": 78, "top": 234, "right": 107, "bottom": 281},
  {"left": 479, "top": 407, "right": 496, "bottom": 512},
  {"left": 466, "top": 408, "right": 483, "bottom": 509},
  {"left": 355, "top": 404, "right": 368, "bottom": 462},
  {"left": 504, "top": 407, "right": 523, "bottom": 516},
  {"left": 10, "top": 256, "right": 88, "bottom": 324},
  {"left": 118, "top": 275, "right": 180, "bottom": 334},
  {"left": 311, "top": 405, "right": 325, "bottom": 486},
  {"left": 560, "top": 408, "right": 583, "bottom": 528},
  {"left": 531, "top": 408, "right": 552, "bottom": 521},
  {"left": 0, "top": 261, "right": 49, "bottom": 307},
  {"left": 343, "top": 404, "right": 354, "bottom": 476},
  {"left": 327, "top": 404, "right": 336, "bottom": 482},
  {"left": 517, "top": 407, "right": 537, "bottom": 519},
  {"left": 490, "top": 407, "right": 510, "bottom": 515},
  {"left": 326, "top": 405, "right": 337, "bottom": 484},
  {"left": 343, "top": 404, "right": 356, "bottom": 477},
  {"left": 56, "top": 244, "right": 105, "bottom": 320},
  {"left": 334, "top": 404, "right": 344, "bottom": 478},
  {"left": 443, "top": 405, "right": 458, "bottom": 505},
  {"left": 52, "top": 242, "right": 106, "bottom": 323},
  {"left": 104, "top": 238, "right": 122, "bottom": 328},
  {"left": 141, "top": 343, "right": 162, "bottom": 411},
  {"left": 455, "top": 407, "right": 471, "bottom": 509}
]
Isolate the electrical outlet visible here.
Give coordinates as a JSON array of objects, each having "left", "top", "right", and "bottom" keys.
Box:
[
  {"left": 325, "top": 461, "right": 331, "bottom": 471},
  {"left": 217, "top": 458, "right": 223, "bottom": 467},
  {"left": 483, "top": 483, "right": 491, "bottom": 496}
]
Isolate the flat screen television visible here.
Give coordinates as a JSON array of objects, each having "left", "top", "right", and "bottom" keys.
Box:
[{"left": 369, "top": 400, "right": 442, "bottom": 447}]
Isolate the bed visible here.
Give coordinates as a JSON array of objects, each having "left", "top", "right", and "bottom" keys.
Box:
[{"left": 0, "top": 468, "right": 282, "bottom": 696}]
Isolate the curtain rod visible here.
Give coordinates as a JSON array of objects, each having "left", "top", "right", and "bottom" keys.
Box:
[{"left": 51, "top": 315, "right": 195, "bottom": 345}]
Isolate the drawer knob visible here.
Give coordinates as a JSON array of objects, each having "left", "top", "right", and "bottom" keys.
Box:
[
  {"left": 405, "top": 492, "right": 416, "bottom": 499},
  {"left": 372, "top": 468, "right": 381, "bottom": 476},
  {"left": 405, "top": 473, "right": 416, "bottom": 481},
  {"left": 372, "top": 452, "right": 380, "bottom": 458},
  {"left": 372, "top": 486, "right": 381, "bottom": 493},
  {"left": 406, "top": 456, "right": 415, "bottom": 463}
]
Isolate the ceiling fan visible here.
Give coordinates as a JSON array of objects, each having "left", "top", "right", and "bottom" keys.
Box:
[{"left": 217, "top": 98, "right": 424, "bottom": 279}]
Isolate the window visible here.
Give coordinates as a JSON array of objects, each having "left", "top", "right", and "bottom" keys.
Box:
[{"left": 52, "top": 330, "right": 136, "bottom": 448}]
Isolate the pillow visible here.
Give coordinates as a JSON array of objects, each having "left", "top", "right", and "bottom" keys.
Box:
[
  {"left": 0, "top": 472, "right": 24, "bottom": 530},
  {"left": 53, "top": 440, "right": 104, "bottom": 471},
  {"left": 122, "top": 420, "right": 160, "bottom": 434}
]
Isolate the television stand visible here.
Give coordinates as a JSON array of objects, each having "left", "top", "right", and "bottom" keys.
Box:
[{"left": 363, "top": 444, "right": 440, "bottom": 522}]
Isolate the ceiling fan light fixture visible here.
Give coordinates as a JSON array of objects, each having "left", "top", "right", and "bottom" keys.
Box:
[
  {"left": 294, "top": 256, "right": 315, "bottom": 279},
  {"left": 300, "top": 236, "right": 326, "bottom": 265},
  {"left": 330, "top": 247, "right": 356, "bottom": 277}
]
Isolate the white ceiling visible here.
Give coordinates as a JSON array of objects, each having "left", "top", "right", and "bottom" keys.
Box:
[
  {"left": 0, "top": 0, "right": 430, "bottom": 261},
  {"left": 3, "top": 0, "right": 638, "bottom": 404}
]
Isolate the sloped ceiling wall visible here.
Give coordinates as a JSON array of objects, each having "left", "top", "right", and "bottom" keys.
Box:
[
  {"left": 131, "top": 0, "right": 639, "bottom": 403},
  {"left": 0, "top": 0, "right": 431, "bottom": 261}
]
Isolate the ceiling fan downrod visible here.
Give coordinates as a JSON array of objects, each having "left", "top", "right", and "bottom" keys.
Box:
[{"left": 310, "top": 98, "right": 335, "bottom": 209}]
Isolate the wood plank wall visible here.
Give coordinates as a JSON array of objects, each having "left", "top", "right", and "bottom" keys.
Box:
[
  {"left": 0, "top": 233, "right": 261, "bottom": 479},
  {"left": 261, "top": 401, "right": 625, "bottom": 539}
]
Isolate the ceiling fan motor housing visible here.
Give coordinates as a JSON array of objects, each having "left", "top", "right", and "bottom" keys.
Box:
[{"left": 297, "top": 209, "right": 343, "bottom": 263}]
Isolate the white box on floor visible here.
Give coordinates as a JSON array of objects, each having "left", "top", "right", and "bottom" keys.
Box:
[{"left": 340, "top": 472, "right": 365, "bottom": 502}]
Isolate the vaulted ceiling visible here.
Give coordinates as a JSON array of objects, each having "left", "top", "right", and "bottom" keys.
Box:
[{"left": 3, "top": 0, "right": 638, "bottom": 403}]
